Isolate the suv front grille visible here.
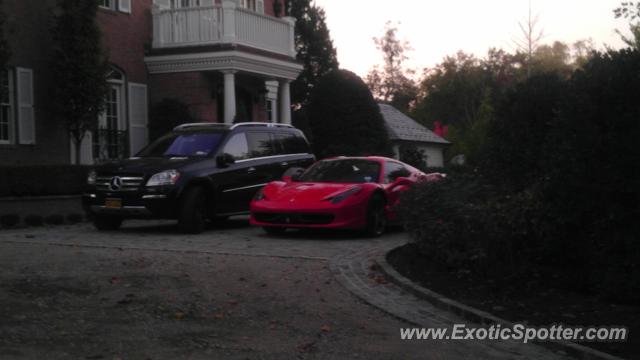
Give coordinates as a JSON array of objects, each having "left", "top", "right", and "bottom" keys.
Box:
[{"left": 95, "top": 176, "right": 145, "bottom": 192}]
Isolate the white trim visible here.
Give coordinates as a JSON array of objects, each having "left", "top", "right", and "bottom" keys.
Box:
[{"left": 145, "top": 50, "right": 303, "bottom": 80}]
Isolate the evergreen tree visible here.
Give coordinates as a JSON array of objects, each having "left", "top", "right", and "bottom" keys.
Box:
[
  {"left": 308, "top": 69, "right": 392, "bottom": 158},
  {"left": 50, "top": 0, "right": 109, "bottom": 164},
  {"left": 287, "top": 0, "right": 339, "bottom": 106},
  {"left": 0, "top": 0, "right": 10, "bottom": 101}
]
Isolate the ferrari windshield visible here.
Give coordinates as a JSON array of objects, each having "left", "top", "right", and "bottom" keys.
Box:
[
  {"left": 299, "top": 159, "right": 381, "bottom": 183},
  {"left": 137, "top": 132, "right": 223, "bottom": 158}
]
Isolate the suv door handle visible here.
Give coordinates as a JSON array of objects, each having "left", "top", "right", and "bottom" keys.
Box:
[
  {"left": 247, "top": 167, "right": 256, "bottom": 173},
  {"left": 280, "top": 162, "right": 289, "bottom": 167}
]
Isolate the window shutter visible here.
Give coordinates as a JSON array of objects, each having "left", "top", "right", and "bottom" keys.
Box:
[
  {"left": 128, "top": 83, "right": 148, "bottom": 155},
  {"left": 256, "top": 0, "right": 264, "bottom": 14},
  {"left": 16, "top": 68, "right": 35, "bottom": 145},
  {"left": 119, "top": 0, "right": 132, "bottom": 13}
]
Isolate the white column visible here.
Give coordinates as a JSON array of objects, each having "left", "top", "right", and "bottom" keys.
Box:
[
  {"left": 223, "top": 70, "right": 237, "bottom": 124},
  {"left": 265, "top": 80, "right": 279, "bottom": 123},
  {"left": 278, "top": 79, "right": 291, "bottom": 125},
  {"left": 221, "top": 0, "right": 237, "bottom": 43}
]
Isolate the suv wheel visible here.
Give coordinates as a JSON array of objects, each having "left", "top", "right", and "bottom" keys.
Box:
[
  {"left": 93, "top": 215, "right": 123, "bottom": 231},
  {"left": 179, "top": 186, "right": 207, "bottom": 234}
]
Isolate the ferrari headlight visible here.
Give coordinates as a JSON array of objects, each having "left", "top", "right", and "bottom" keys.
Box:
[
  {"left": 87, "top": 170, "right": 97, "bottom": 185},
  {"left": 146, "top": 170, "right": 180, "bottom": 187},
  {"left": 325, "top": 186, "right": 362, "bottom": 204}
]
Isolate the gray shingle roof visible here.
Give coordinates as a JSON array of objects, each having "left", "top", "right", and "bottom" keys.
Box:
[{"left": 378, "top": 104, "right": 450, "bottom": 145}]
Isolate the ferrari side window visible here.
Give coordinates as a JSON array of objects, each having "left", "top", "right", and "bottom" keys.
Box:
[
  {"left": 384, "top": 161, "right": 411, "bottom": 183},
  {"left": 223, "top": 133, "right": 249, "bottom": 161}
]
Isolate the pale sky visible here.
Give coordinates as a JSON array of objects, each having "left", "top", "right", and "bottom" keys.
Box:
[{"left": 313, "top": 0, "right": 630, "bottom": 77}]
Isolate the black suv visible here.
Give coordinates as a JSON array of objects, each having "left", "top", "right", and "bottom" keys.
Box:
[{"left": 83, "top": 122, "right": 315, "bottom": 233}]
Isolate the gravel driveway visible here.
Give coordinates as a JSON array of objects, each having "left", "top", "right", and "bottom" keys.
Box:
[{"left": 0, "top": 219, "right": 566, "bottom": 359}]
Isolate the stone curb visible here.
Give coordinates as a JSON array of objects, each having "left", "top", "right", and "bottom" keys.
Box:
[{"left": 374, "top": 248, "right": 627, "bottom": 360}]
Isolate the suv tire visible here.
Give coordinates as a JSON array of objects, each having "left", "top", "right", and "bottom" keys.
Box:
[
  {"left": 94, "top": 215, "right": 123, "bottom": 231},
  {"left": 179, "top": 186, "right": 207, "bottom": 234}
]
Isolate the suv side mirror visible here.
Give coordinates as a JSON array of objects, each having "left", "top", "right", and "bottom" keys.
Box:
[
  {"left": 216, "top": 153, "right": 235, "bottom": 168},
  {"left": 282, "top": 167, "right": 305, "bottom": 182}
]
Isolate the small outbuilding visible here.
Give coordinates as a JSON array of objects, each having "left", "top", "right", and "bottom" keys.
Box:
[{"left": 378, "top": 104, "right": 450, "bottom": 168}]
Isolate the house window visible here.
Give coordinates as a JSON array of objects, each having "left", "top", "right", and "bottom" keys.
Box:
[
  {"left": 99, "top": 0, "right": 131, "bottom": 13},
  {"left": 171, "top": 0, "right": 201, "bottom": 8},
  {"left": 240, "top": 0, "right": 256, "bottom": 11},
  {"left": 0, "top": 69, "right": 13, "bottom": 144},
  {"left": 99, "top": 0, "right": 115, "bottom": 10},
  {"left": 94, "top": 67, "right": 126, "bottom": 161}
]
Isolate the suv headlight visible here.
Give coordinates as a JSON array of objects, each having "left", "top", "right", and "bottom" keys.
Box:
[
  {"left": 87, "top": 170, "right": 97, "bottom": 185},
  {"left": 146, "top": 170, "right": 181, "bottom": 187}
]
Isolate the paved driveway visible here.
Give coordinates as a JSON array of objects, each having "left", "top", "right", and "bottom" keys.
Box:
[{"left": 0, "top": 219, "right": 567, "bottom": 359}]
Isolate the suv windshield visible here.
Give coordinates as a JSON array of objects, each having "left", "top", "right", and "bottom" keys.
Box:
[
  {"left": 137, "top": 132, "right": 223, "bottom": 158},
  {"left": 299, "top": 159, "right": 381, "bottom": 183}
]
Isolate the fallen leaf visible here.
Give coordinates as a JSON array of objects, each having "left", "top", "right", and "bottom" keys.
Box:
[
  {"left": 175, "top": 311, "right": 186, "bottom": 320},
  {"left": 320, "top": 325, "right": 331, "bottom": 333}
]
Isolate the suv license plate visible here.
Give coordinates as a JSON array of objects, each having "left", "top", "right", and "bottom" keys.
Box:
[{"left": 105, "top": 198, "right": 122, "bottom": 209}]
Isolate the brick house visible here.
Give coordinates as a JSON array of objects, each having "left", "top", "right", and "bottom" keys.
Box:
[{"left": 0, "top": 0, "right": 301, "bottom": 165}]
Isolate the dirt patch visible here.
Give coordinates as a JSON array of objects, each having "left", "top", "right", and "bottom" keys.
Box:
[{"left": 387, "top": 243, "right": 638, "bottom": 359}]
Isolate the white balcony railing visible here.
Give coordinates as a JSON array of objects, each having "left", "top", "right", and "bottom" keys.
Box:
[{"left": 152, "top": 1, "right": 296, "bottom": 57}]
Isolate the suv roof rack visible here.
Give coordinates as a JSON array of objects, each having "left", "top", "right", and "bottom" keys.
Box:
[
  {"left": 229, "top": 122, "right": 294, "bottom": 130},
  {"left": 173, "top": 123, "right": 229, "bottom": 131}
]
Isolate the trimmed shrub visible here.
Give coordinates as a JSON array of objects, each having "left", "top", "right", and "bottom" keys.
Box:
[
  {"left": 0, "top": 165, "right": 90, "bottom": 197},
  {"left": 24, "top": 215, "right": 44, "bottom": 227},
  {"left": 67, "top": 213, "right": 84, "bottom": 224},
  {"left": 308, "top": 69, "right": 392, "bottom": 158},
  {"left": 45, "top": 214, "right": 65, "bottom": 225},
  {"left": 0, "top": 214, "right": 20, "bottom": 228}
]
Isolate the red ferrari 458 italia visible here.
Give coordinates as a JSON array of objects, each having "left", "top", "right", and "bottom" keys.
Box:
[{"left": 250, "top": 156, "right": 443, "bottom": 237}]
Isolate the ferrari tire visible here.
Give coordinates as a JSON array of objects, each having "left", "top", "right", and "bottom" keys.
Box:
[
  {"left": 364, "top": 194, "right": 387, "bottom": 237},
  {"left": 93, "top": 215, "right": 123, "bottom": 231},
  {"left": 263, "top": 227, "right": 287, "bottom": 235},
  {"left": 178, "top": 186, "right": 207, "bottom": 234}
]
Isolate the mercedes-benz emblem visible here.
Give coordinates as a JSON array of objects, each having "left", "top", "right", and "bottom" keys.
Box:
[{"left": 109, "top": 176, "right": 123, "bottom": 191}]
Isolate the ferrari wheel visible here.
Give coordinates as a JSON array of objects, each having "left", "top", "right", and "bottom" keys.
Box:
[
  {"left": 263, "top": 227, "right": 287, "bottom": 235},
  {"left": 364, "top": 194, "right": 387, "bottom": 237}
]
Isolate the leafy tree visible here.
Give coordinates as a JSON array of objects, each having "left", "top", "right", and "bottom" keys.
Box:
[
  {"left": 307, "top": 69, "right": 392, "bottom": 158},
  {"left": 0, "top": 0, "right": 10, "bottom": 101},
  {"left": 286, "top": 0, "right": 339, "bottom": 106},
  {"left": 366, "top": 22, "right": 418, "bottom": 113},
  {"left": 532, "top": 41, "right": 573, "bottom": 77},
  {"left": 50, "top": 0, "right": 109, "bottom": 164},
  {"left": 513, "top": 2, "right": 545, "bottom": 78},
  {"left": 614, "top": 2, "right": 640, "bottom": 48}
]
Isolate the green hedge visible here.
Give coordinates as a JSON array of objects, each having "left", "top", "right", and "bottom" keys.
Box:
[
  {"left": 0, "top": 165, "right": 90, "bottom": 197},
  {"left": 398, "top": 49, "right": 640, "bottom": 305}
]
